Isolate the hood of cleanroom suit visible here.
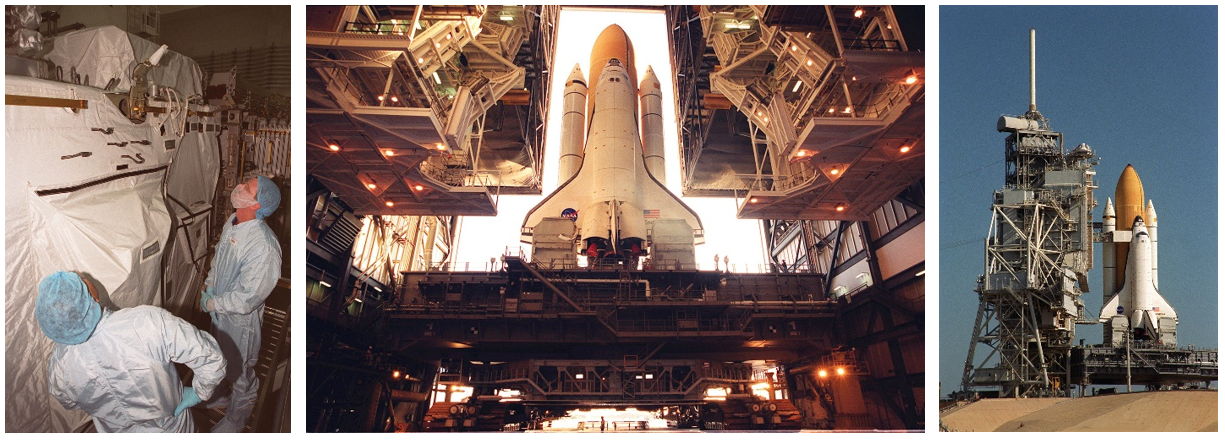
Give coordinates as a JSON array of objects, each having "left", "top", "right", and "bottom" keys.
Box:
[
  {"left": 47, "top": 306, "right": 226, "bottom": 432},
  {"left": 5, "top": 26, "right": 215, "bottom": 432}
]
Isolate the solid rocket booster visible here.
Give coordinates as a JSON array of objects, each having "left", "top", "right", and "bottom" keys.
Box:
[
  {"left": 521, "top": 24, "right": 703, "bottom": 266},
  {"left": 1101, "top": 197, "right": 1116, "bottom": 311},
  {"left": 1146, "top": 200, "right": 1158, "bottom": 288},
  {"left": 639, "top": 66, "right": 666, "bottom": 184},
  {"left": 559, "top": 64, "right": 587, "bottom": 183}
]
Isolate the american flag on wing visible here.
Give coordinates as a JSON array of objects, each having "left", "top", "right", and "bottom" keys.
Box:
[{"left": 643, "top": 209, "right": 660, "bottom": 219}]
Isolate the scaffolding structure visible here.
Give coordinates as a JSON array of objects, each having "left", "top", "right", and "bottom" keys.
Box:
[{"left": 961, "top": 107, "right": 1098, "bottom": 398}]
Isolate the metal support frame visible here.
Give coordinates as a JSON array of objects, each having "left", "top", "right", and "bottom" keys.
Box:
[
  {"left": 962, "top": 118, "right": 1096, "bottom": 398},
  {"left": 465, "top": 359, "right": 750, "bottom": 403}
]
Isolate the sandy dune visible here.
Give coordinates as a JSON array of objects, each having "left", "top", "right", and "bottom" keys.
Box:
[{"left": 941, "top": 391, "right": 1217, "bottom": 432}]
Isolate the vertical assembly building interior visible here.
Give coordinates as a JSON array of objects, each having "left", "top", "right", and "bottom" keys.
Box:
[
  {"left": 5, "top": 5, "right": 291, "bottom": 432},
  {"left": 306, "top": 5, "right": 924, "bottom": 432}
]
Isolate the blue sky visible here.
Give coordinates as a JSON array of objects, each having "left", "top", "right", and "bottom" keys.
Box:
[{"left": 939, "top": 6, "right": 1218, "bottom": 396}]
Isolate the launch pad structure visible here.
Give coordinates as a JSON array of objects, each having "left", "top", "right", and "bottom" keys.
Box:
[
  {"left": 960, "top": 106, "right": 1098, "bottom": 398},
  {"left": 959, "top": 29, "right": 1217, "bottom": 401}
]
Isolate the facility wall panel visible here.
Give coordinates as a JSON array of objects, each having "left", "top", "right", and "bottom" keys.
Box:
[{"left": 877, "top": 222, "right": 924, "bottom": 280}]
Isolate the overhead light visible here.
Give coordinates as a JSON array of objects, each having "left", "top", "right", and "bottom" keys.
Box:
[
  {"left": 436, "top": 143, "right": 446, "bottom": 151},
  {"left": 320, "top": 280, "right": 333, "bottom": 288},
  {"left": 806, "top": 59, "right": 813, "bottom": 66},
  {"left": 835, "top": 203, "right": 846, "bottom": 212},
  {"left": 433, "top": 72, "right": 441, "bottom": 84},
  {"left": 391, "top": 19, "right": 398, "bottom": 25},
  {"left": 354, "top": 297, "right": 363, "bottom": 303},
  {"left": 796, "top": 150, "right": 807, "bottom": 157},
  {"left": 836, "top": 367, "right": 846, "bottom": 376},
  {"left": 575, "top": 373, "right": 585, "bottom": 379},
  {"left": 414, "top": 184, "right": 424, "bottom": 191},
  {"left": 635, "top": 375, "right": 644, "bottom": 380},
  {"left": 844, "top": 106, "right": 852, "bottom": 114},
  {"left": 793, "top": 80, "right": 803, "bottom": 92},
  {"left": 830, "top": 168, "right": 840, "bottom": 175},
  {"left": 915, "top": 270, "right": 926, "bottom": 277},
  {"left": 445, "top": 34, "right": 451, "bottom": 40},
  {"left": 724, "top": 22, "right": 738, "bottom": 29},
  {"left": 791, "top": 44, "right": 798, "bottom": 51},
  {"left": 887, "top": 24, "right": 892, "bottom": 30},
  {"left": 390, "top": 96, "right": 399, "bottom": 103},
  {"left": 417, "top": 57, "right": 424, "bottom": 64},
  {"left": 763, "top": 117, "right": 769, "bottom": 123},
  {"left": 384, "top": 149, "right": 395, "bottom": 156},
  {"left": 367, "top": 183, "right": 377, "bottom": 190},
  {"left": 749, "top": 197, "right": 758, "bottom": 203},
  {"left": 393, "top": 370, "right": 401, "bottom": 379},
  {"left": 818, "top": 369, "right": 828, "bottom": 378},
  {"left": 645, "top": 374, "right": 654, "bottom": 380},
  {"left": 373, "top": 286, "right": 382, "bottom": 292},
  {"left": 851, "top": 76, "right": 857, "bottom": 81},
  {"left": 377, "top": 95, "right": 385, "bottom": 101},
  {"left": 328, "top": 140, "right": 340, "bottom": 151},
  {"left": 854, "top": 8, "right": 864, "bottom": 18},
  {"left": 905, "top": 75, "right": 918, "bottom": 84},
  {"left": 900, "top": 145, "right": 911, "bottom": 154},
  {"left": 434, "top": 42, "right": 441, "bottom": 49},
  {"left": 827, "top": 107, "right": 835, "bottom": 113},
  {"left": 385, "top": 201, "right": 395, "bottom": 207},
  {"left": 500, "top": 14, "right": 513, "bottom": 21}
]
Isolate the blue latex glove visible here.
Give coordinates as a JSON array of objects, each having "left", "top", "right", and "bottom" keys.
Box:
[
  {"left": 174, "top": 386, "right": 201, "bottom": 416},
  {"left": 200, "top": 287, "right": 213, "bottom": 311},
  {"left": 200, "top": 287, "right": 218, "bottom": 322}
]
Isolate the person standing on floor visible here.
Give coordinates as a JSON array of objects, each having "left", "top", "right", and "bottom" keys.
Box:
[{"left": 200, "top": 174, "right": 282, "bottom": 432}]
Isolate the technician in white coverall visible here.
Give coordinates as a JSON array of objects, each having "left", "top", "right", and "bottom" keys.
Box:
[
  {"left": 38, "top": 271, "right": 226, "bottom": 432},
  {"left": 200, "top": 174, "right": 282, "bottom": 432}
]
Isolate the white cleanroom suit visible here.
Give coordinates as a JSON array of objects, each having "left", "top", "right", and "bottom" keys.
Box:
[
  {"left": 204, "top": 211, "right": 281, "bottom": 432},
  {"left": 47, "top": 306, "right": 227, "bottom": 432}
]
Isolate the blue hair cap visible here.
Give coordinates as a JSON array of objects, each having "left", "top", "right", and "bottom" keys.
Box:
[
  {"left": 35, "top": 271, "right": 101, "bottom": 345},
  {"left": 255, "top": 175, "right": 281, "bottom": 220}
]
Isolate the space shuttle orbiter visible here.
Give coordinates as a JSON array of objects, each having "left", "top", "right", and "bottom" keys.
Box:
[
  {"left": 520, "top": 25, "right": 704, "bottom": 268},
  {"left": 1100, "top": 165, "right": 1177, "bottom": 345}
]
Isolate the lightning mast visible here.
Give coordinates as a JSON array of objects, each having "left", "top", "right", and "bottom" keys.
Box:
[{"left": 960, "top": 29, "right": 1099, "bottom": 398}]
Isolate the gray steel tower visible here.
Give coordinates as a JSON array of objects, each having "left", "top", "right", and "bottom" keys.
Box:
[{"left": 960, "top": 29, "right": 1098, "bottom": 398}]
